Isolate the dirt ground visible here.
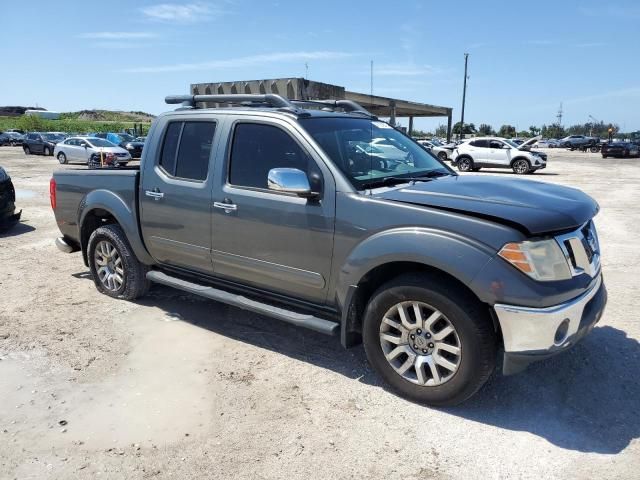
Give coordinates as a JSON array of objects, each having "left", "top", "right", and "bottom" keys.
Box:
[{"left": 1, "top": 146, "right": 639, "bottom": 480}]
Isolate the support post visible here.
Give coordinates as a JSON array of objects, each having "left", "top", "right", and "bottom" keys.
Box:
[
  {"left": 389, "top": 100, "right": 397, "bottom": 127},
  {"left": 408, "top": 116, "right": 414, "bottom": 137},
  {"left": 447, "top": 110, "right": 453, "bottom": 142},
  {"left": 459, "top": 53, "right": 469, "bottom": 141}
]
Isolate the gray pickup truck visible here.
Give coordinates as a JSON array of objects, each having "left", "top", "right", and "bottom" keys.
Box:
[{"left": 51, "top": 94, "right": 607, "bottom": 406}]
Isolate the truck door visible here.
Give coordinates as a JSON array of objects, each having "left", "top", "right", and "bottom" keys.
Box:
[
  {"left": 140, "top": 118, "right": 219, "bottom": 274},
  {"left": 210, "top": 118, "right": 335, "bottom": 304}
]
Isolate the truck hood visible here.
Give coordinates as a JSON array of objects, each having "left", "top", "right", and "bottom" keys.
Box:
[{"left": 374, "top": 175, "right": 599, "bottom": 235}]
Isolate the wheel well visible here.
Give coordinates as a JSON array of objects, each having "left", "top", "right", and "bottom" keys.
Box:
[
  {"left": 510, "top": 156, "right": 530, "bottom": 166},
  {"left": 80, "top": 209, "right": 118, "bottom": 266},
  {"left": 342, "top": 261, "right": 500, "bottom": 347}
]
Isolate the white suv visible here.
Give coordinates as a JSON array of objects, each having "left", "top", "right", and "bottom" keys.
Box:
[{"left": 450, "top": 137, "right": 547, "bottom": 174}]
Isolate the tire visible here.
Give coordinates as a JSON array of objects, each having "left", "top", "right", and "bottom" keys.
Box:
[
  {"left": 456, "top": 156, "right": 473, "bottom": 172},
  {"left": 590, "top": 146, "right": 599, "bottom": 153},
  {"left": 57, "top": 152, "right": 67, "bottom": 164},
  {"left": 512, "top": 158, "right": 530, "bottom": 174},
  {"left": 602, "top": 154, "right": 608, "bottom": 159},
  {"left": 87, "top": 224, "right": 150, "bottom": 300},
  {"left": 23, "top": 146, "right": 31, "bottom": 155},
  {"left": 362, "top": 273, "right": 496, "bottom": 406},
  {"left": 44, "top": 146, "right": 51, "bottom": 156},
  {"left": 623, "top": 149, "right": 630, "bottom": 158},
  {"left": 437, "top": 151, "right": 448, "bottom": 162},
  {"left": 471, "top": 167, "right": 481, "bottom": 172}
]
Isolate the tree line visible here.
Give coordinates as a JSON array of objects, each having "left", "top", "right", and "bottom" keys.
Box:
[{"left": 416, "top": 120, "right": 627, "bottom": 139}]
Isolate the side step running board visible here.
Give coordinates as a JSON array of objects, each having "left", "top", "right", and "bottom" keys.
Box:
[{"left": 146, "top": 271, "right": 339, "bottom": 336}]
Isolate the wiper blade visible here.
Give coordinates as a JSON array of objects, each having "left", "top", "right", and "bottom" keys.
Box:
[{"left": 421, "top": 170, "right": 451, "bottom": 178}]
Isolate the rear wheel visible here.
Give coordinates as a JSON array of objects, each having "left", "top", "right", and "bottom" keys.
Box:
[
  {"left": 512, "top": 159, "right": 530, "bottom": 174},
  {"left": 87, "top": 224, "right": 150, "bottom": 300},
  {"left": 43, "top": 146, "right": 51, "bottom": 156},
  {"left": 456, "top": 157, "right": 473, "bottom": 172},
  {"left": 57, "top": 152, "right": 67, "bottom": 164},
  {"left": 362, "top": 273, "right": 496, "bottom": 406},
  {"left": 23, "top": 146, "right": 31, "bottom": 155},
  {"left": 437, "top": 151, "right": 448, "bottom": 162}
]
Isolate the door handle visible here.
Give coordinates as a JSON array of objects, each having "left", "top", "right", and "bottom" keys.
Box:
[
  {"left": 213, "top": 201, "right": 237, "bottom": 213},
  {"left": 145, "top": 189, "right": 164, "bottom": 200}
]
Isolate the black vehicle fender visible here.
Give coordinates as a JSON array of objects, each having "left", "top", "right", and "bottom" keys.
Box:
[
  {"left": 78, "top": 189, "right": 154, "bottom": 266},
  {"left": 336, "top": 227, "right": 496, "bottom": 347}
]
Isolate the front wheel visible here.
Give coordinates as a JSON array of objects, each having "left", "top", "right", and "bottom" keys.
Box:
[
  {"left": 57, "top": 152, "right": 67, "bottom": 164},
  {"left": 44, "top": 146, "right": 51, "bottom": 156},
  {"left": 512, "top": 159, "right": 530, "bottom": 174},
  {"left": 362, "top": 274, "right": 496, "bottom": 406},
  {"left": 23, "top": 146, "right": 31, "bottom": 155},
  {"left": 456, "top": 157, "right": 473, "bottom": 172},
  {"left": 87, "top": 224, "right": 150, "bottom": 300}
]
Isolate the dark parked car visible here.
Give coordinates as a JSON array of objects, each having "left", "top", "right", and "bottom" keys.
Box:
[
  {"left": 94, "top": 132, "right": 144, "bottom": 159},
  {"left": 51, "top": 93, "right": 606, "bottom": 406},
  {"left": 23, "top": 132, "right": 65, "bottom": 156},
  {"left": 601, "top": 141, "right": 640, "bottom": 158},
  {"left": 0, "top": 166, "right": 21, "bottom": 231},
  {"left": 0, "top": 132, "right": 24, "bottom": 146},
  {"left": 559, "top": 135, "right": 598, "bottom": 149}
]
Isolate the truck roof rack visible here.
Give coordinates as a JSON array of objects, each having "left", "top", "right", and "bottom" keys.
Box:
[
  {"left": 165, "top": 94, "right": 375, "bottom": 118},
  {"left": 289, "top": 99, "right": 375, "bottom": 117},
  {"left": 165, "top": 94, "right": 295, "bottom": 109}
]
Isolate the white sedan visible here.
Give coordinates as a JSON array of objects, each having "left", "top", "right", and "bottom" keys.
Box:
[{"left": 53, "top": 137, "right": 131, "bottom": 165}]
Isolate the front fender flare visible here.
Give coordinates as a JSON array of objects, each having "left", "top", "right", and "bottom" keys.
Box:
[
  {"left": 336, "top": 228, "right": 495, "bottom": 344},
  {"left": 78, "top": 189, "right": 154, "bottom": 265}
]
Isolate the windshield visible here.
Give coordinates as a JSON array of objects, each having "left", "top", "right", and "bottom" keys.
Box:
[
  {"left": 503, "top": 139, "right": 521, "bottom": 148},
  {"left": 300, "top": 117, "right": 451, "bottom": 190},
  {"left": 86, "top": 138, "right": 117, "bottom": 148}
]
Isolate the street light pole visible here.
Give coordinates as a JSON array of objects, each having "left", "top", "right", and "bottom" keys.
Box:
[{"left": 459, "top": 53, "right": 469, "bottom": 141}]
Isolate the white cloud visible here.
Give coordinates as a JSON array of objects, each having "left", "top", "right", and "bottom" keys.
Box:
[
  {"left": 140, "top": 2, "right": 222, "bottom": 23},
  {"left": 124, "top": 51, "right": 353, "bottom": 73},
  {"left": 79, "top": 32, "right": 158, "bottom": 39}
]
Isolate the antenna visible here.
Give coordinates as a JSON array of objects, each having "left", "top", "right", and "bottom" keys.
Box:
[{"left": 556, "top": 102, "right": 563, "bottom": 125}]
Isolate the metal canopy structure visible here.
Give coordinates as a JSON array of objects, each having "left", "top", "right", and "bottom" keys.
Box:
[{"left": 191, "top": 77, "right": 453, "bottom": 140}]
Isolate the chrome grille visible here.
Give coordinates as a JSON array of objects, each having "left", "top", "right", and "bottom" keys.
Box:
[{"left": 556, "top": 221, "right": 600, "bottom": 278}]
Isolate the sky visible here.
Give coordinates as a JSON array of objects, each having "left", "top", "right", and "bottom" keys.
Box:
[{"left": 2, "top": 0, "right": 639, "bottom": 133}]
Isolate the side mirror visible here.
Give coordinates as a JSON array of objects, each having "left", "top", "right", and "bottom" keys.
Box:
[{"left": 268, "top": 168, "right": 317, "bottom": 198}]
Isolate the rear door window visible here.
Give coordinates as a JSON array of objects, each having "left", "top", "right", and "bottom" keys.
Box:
[
  {"left": 470, "top": 140, "right": 489, "bottom": 148},
  {"left": 159, "top": 121, "right": 216, "bottom": 181}
]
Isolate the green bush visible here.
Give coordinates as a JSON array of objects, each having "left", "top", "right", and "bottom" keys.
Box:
[{"left": 0, "top": 116, "right": 151, "bottom": 135}]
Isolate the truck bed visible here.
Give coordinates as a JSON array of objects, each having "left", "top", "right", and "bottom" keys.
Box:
[{"left": 52, "top": 168, "right": 140, "bottom": 246}]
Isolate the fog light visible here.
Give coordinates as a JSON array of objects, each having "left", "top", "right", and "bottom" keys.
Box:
[{"left": 554, "top": 319, "right": 570, "bottom": 345}]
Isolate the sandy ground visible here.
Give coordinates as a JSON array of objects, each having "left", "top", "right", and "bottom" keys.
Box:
[{"left": 0, "top": 146, "right": 639, "bottom": 480}]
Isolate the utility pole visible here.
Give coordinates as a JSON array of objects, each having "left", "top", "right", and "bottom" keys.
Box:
[{"left": 459, "top": 53, "right": 469, "bottom": 141}]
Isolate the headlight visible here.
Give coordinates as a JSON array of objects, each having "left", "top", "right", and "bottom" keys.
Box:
[
  {"left": 498, "top": 239, "right": 572, "bottom": 281},
  {"left": 0, "top": 167, "right": 8, "bottom": 182}
]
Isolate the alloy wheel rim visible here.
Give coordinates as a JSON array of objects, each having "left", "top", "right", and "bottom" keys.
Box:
[
  {"left": 460, "top": 159, "right": 470, "bottom": 171},
  {"left": 94, "top": 240, "right": 124, "bottom": 291},
  {"left": 514, "top": 160, "right": 528, "bottom": 173},
  {"left": 379, "top": 301, "right": 462, "bottom": 386}
]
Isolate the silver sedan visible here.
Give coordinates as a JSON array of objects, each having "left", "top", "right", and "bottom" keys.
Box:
[{"left": 53, "top": 137, "right": 132, "bottom": 165}]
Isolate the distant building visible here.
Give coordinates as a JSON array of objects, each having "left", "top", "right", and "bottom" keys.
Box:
[{"left": 25, "top": 110, "right": 60, "bottom": 120}]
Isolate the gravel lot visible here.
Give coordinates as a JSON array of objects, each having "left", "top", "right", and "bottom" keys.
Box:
[{"left": 1, "top": 146, "right": 639, "bottom": 479}]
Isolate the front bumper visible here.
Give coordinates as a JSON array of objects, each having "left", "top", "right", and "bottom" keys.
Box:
[{"left": 494, "top": 274, "right": 606, "bottom": 374}]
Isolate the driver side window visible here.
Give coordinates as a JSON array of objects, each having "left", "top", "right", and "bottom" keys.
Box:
[
  {"left": 489, "top": 140, "right": 503, "bottom": 149},
  {"left": 228, "top": 123, "right": 320, "bottom": 191}
]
